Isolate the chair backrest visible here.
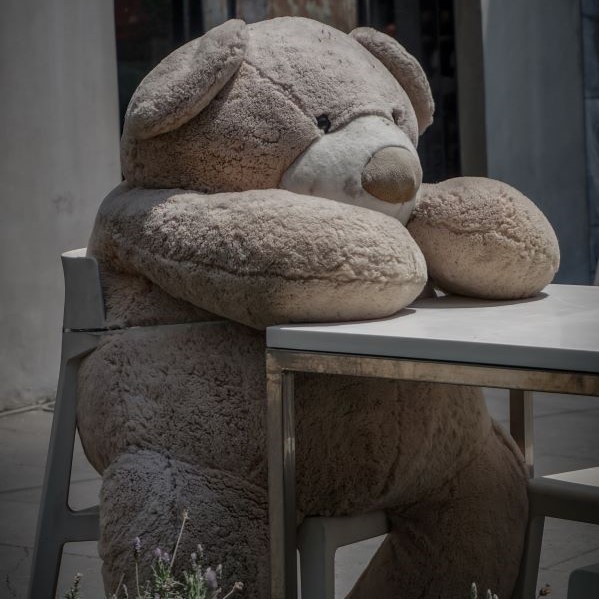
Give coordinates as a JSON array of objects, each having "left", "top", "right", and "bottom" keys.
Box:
[{"left": 61, "top": 249, "right": 106, "bottom": 331}]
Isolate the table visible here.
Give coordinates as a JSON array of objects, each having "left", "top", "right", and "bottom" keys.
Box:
[{"left": 265, "top": 284, "right": 599, "bottom": 599}]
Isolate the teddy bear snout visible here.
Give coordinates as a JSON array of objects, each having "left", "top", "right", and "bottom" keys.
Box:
[{"left": 361, "top": 146, "right": 423, "bottom": 204}]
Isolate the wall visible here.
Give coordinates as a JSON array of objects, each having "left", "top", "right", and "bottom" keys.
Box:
[
  {"left": 581, "top": 0, "right": 599, "bottom": 281},
  {"left": 454, "top": 0, "right": 487, "bottom": 177},
  {"left": 480, "top": 0, "right": 590, "bottom": 283},
  {"left": 0, "top": 0, "right": 121, "bottom": 410},
  {"left": 204, "top": 0, "right": 357, "bottom": 30}
]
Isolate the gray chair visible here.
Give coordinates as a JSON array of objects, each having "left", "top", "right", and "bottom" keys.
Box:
[
  {"left": 27, "top": 250, "right": 389, "bottom": 599},
  {"left": 517, "top": 470, "right": 599, "bottom": 599},
  {"left": 28, "top": 249, "right": 104, "bottom": 599},
  {"left": 299, "top": 473, "right": 599, "bottom": 599},
  {"left": 568, "top": 563, "right": 599, "bottom": 599},
  {"left": 297, "top": 511, "right": 390, "bottom": 599},
  {"left": 29, "top": 250, "right": 599, "bottom": 599}
]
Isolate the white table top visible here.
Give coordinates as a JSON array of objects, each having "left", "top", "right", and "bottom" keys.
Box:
[{"left": 266, "top": 284, "right": 599, "bottom": 374}]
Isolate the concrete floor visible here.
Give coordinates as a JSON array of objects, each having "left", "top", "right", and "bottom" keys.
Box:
[{"left": 1, "top": 390, "right": 598, "bottom": 599}]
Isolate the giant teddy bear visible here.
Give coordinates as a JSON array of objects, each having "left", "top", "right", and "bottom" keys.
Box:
[{"left": 77, "top": 16, "right": 560, "bottom": 598}]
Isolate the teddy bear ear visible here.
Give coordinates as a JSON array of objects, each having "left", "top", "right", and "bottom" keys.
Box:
[
  {"left": 125, "top": 19, "right": 248, "bottom": 140},
  {"left": 350, "top": 27, "right": 434, "bottom": 135}
]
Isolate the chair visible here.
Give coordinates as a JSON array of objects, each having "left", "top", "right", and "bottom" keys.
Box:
[
  {"left": 298, "top": 511, "right": 390, "bottom": 599},
  {"left": 28, "top": 249, "right": 104, "bottom": 599},
  {"left": 300, "top": 472, "right": 599, "bottom": 599},
  {"left": 516, "top": 469, "right": 599, "bottom": 599},
  {"left": 29, "top": 250, "right": 599, "bottom": 599}
]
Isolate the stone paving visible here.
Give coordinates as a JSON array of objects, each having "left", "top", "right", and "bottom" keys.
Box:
[{"left": 1, "top": 390, "right": 598, "bottom": 598}]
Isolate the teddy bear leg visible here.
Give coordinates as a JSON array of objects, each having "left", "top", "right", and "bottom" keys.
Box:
[
  {"left": 347, "top": 421, "right": 528, "bottom": 599},
  {"left": 98, "top": 448, "right": 270, "bottom": 598}
]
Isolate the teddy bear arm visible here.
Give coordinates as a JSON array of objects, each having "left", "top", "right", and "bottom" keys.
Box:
[
  {"left": 407, "top": 177, "right": 560, "bottom": 299},
  {"left": 89, "top": 184, "right": 427, "bottom": 329}
]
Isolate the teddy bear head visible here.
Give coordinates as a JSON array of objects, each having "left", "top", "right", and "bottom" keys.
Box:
[{"left": 121, "top": 17, "right": 434, "bottom": 223}]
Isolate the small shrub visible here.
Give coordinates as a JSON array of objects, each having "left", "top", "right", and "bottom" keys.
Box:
[
  {"left": 470, "top": 582, "right": 498, "bottom": 599},
  {"left": 470, "top": 581, "right": 552, "bottom": 599},
  {"left": 64, "top": 510, "right": 243, "bottom": 599}
]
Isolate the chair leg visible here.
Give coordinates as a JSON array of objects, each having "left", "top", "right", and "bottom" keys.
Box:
[
  {"left": 28, "top": 332, "right": 99, "bottom": 599},
  {"left": 515, "top": 515, "right": 545, "bottom": 599},
  {"left": 28, "top": 536, "right": 66, "bottom": 599},
  {"left": 298, "top": 518, "right": 336, "bottom": 599}
]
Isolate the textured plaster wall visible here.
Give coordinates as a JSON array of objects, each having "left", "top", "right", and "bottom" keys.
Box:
[
  {"left": 0, "top": 0, "right": 121, "bottom": 410},
  {"left": 481, "top": 0, "right": 591, "bottom": 283}
]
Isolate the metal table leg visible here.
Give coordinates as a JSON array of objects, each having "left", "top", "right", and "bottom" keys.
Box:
[
  {"left": 510, "top": 390, "right": 534, "bottom": 477},
  {"left": 267, "top": 354, "right": 297, "bottom": 599}
]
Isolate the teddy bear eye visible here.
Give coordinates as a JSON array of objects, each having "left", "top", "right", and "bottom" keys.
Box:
[
  {"left": 316, "top": 114, "right": 331, "bottom": 133},
  {"left": 392, "top": 109, "right": 404, "bottom": 124}
]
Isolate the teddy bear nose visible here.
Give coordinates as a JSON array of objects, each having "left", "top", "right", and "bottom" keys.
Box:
[{"left": 361, "top": 146, "right": 423, "bottom": 204}]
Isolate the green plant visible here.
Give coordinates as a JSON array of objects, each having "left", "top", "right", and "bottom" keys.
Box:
[
  {"left": 65, "top": 516, "right": 553, "bottom": 599},
  {"left": 64, "top": 510, "right": 243, "bottom": 599},
  {"left": 469, "top": 581, "right": 552, "bottom": 599},
  {"left": 470, "top": 582, "right": 499, "bottom": 599},
  {"left": 64, "top": 573, "right": 83, "bottom": 599}
]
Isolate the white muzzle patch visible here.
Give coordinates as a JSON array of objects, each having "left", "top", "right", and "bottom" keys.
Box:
[{"left": 280, "top": 115, "right": 420, "bottom": 224}]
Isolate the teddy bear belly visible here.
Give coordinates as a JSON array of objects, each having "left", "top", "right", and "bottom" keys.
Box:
[
  {"left": 294, "top": 374, "right": 492, "bottom": 515},
  {"left": 77, "top": 321, "right": 493, "bottom": 514},
  {"left": 77, "top": 320, "right": 269, "bottom": 482}
]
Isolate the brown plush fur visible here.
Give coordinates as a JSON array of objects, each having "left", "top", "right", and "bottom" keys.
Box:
[
  {"left": 409, "top": 179, "right": 560, "bottom": 298},
  {"left": 78, "top": 320, "right": 527, "bottom": 598},
  {"left": 122, "top": 18, "right": 419, "bottom": 191},
  {"left": 78, "top": 16, "right": 557, "bottom": 598},
  {"left": 350, "top": 27, "right": 435, "bottom": 134},
  {"left": 89, "top": 184, "right": 427, "bottom": 328}
]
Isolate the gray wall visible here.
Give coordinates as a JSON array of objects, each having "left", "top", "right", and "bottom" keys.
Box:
[
  {"left": 581, "top": 0, "right": 599, "bottom": 281},
  {"left": 480, "top": 0, "right": 591, "bottom": 283},
  {"left": 0, "top": 1, "right": 121, "bottom": 410}
]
